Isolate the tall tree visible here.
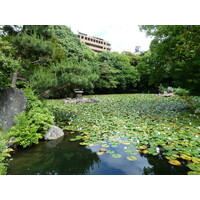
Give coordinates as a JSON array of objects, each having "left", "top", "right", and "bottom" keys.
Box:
[{"left": 139, "top": 25, "right": 200, "bottom": 94}]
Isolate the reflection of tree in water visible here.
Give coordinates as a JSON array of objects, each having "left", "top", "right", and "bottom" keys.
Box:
[
  {"left": 7, "top": 133, "right": 100, "bottom": 175},
  {"left": 141, "top": 153, "right": 189, "bottom": 175}
]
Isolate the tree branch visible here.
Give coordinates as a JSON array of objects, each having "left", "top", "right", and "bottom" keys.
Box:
[{"left": 38, "top": 84, "right": 69, "bottom": 99}]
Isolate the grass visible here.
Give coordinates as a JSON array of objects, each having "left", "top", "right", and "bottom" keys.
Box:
[{"left": 46, "top": 94, "right": 199, "bottom": 174}]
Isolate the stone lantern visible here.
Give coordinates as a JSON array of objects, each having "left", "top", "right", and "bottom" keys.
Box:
[{"left": 74, "top": 89, "right": 83, "bottom": 99}]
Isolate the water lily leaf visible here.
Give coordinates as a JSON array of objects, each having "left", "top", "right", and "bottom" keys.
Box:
[
  {"left": 112, "top": 154, "right": 121, "bottom": 158},
  {"left": 187, "top": 163, "right": 200, "bottom": 171},
  {"left": 106, "top": 150, "right": 114, "bottom": 154},
  {"left": 111, "top": 144, "right": 118, "bottom": 148},
  {"left": 188, "top": 171, "right": 200, "bottom": 175},
  {"left": 139, "top": 145, "right": 147, "bottom": 150},
  {"left": 70, "top": 138, "right": 77, "bottom": 142},
  {"left": 79, "top": 142, "right": 89, "bottom": 145},
  {"left": 191, "top": 157, "right": 200, "bottom": 164},
  {"left": 126, "top": 156, "right": 137, "bottom": 161},
  {"left": 102, "top": 144, "right": 109, "bottom": 148},
  {"left": 180, "top": 154, "right": 192, "bottom": 161},
  {"left": 121, "top": 142, "right": 130, "bottom": 145},
  {"left": 70, "top": 131, "right": 75, "bottom": 134},
  {"left": 168, "top": 160, "right": 181, "bottom": 166},
  {"left": 97, "top": 151, "right": 105, "bottom": 155},
  {"left": 142, "top": 150, "right": 148, "bottom": 154},
  {"left": 99, "top": 148, "right": 107, "bottom": 152}
]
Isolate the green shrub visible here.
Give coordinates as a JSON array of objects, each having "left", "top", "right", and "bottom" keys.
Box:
[
  {"left": 158, "top": 84, "right": 165, "bottom": 94},
  {"left": 174, "top": 87, "right": 189, "bottom": 96},
  {"left": 0, "top": 135, "right": 12, "bottom": 175},
  {"left": 8, "top": 88, "right": 54, "bottom": 148}
]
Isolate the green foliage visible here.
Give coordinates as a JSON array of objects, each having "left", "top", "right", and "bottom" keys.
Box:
[
  {"left": 95, "top": 51, "right": 140, "bottom": 93},
  {"left": 0, "top": 37, "right": 21, "bottom": 88},
  {"left": 174, "top": 88, "right": 189, "bottom": 96},
  {"left": 158, "top": 84, "right": 165, "bottom": 94},
  {"left": 8, "top": 88, "right": 54, "bottom": 148},
  {"left": 0, "top": 134, "right": 12, "bottom": 175},
  {"left": 139, "top": 25, "right": 200, "bottom": 95},
  {"left": 1, "top": 25, "right": 99, "bottom": 97},
  {"left": 30, "top": 58, "right": 99, "bottom": 98}
]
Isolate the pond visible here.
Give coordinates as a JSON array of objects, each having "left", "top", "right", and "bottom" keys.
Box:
[{"left": 7, "top": 132, "right": 190, "bottom": 175}]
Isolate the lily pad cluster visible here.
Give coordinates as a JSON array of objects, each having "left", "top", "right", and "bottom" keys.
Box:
[{"left": 47, "top": 94, "right": 200, "bottom": 175}]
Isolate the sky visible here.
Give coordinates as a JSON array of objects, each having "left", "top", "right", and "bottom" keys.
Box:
[{"left": 69, "top": 23, "right": 153, "bottom": 53}]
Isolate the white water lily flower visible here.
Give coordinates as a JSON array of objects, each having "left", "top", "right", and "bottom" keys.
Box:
[
  {"left": 189, "top": 122, "right": 192, "bottom": 125},
  {"left": 124, "top": 146, "right": 127, "bottom": 150},
  {"left": 136, "top": 140, "right": 140, "bottom": 143},
  {"left": 156, "top": 147, "right": 160, "bottom": 153},
  {"left": 168, "top": 137, "right": 172, "bottom": 140},
  {"left": 157, "top": 132, "right": 161, "bottom": 135}
]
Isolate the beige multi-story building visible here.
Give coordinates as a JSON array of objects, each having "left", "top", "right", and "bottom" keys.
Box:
[{"left": 77, "top": 32, "right": 111, "bottom": 53}]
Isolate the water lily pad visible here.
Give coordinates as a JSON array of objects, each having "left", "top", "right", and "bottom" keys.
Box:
[
  {"left": 97, "top": 151, "right": 105, "bottom": 155},
  {"left": 106, "top": 150, "right": 115, "bottom": 154},
  {"left": 112, "top": 154, "right": 121, "bottom": 158},
  {"left": 101, "top": 144, "right": 109, "bottom": 148},
  {"left": 191, "top": 157, "right": 200, "bottom": 164},
  {"left": 180, "top": 154, "right": 192, "bottom": 161},
  {"left": 70, "top": 138, "right": 77, "bottom": 142},
  {"left": 79, "top": 142, "right": 89, "bottom": 145},
  {"left": 139, "top": 145, "right": 147, "bottom": 150},
  {"left": 99, "top": 148, "right": 107, "bottom": 152},
  {"left": 187, "top": 163, "right": 200, "bottom": 171},
  {"left": 142, "top": 150, "right": 148, "bottom": 154},
  {"left": 168, "top": 160, "right": 181, "bottom": 166},
  {"left": 70, "top": 131, "right": 75, "bottom": 134},
  {"left": 121, "top": 142, "right": 130, "bottom": 145},
  {"left": 188, "top": 171, "right": 200, "bottom": 175},
  {"left": 111, "top": 144, "right": 118, "bottom": 148},
  {"left": 126, "top": 156, "right": 137, "bottom": 161}
]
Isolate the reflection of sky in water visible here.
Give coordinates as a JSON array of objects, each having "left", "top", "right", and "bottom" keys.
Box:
[{"left": 87, "top": 143, "right": 153, "bottom": 175}]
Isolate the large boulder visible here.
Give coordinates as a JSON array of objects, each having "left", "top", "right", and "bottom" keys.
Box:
[
  {"left": 0, "top": 88, "right": 27, "bottom": 131},
  {"left": 44, "top": 126, "right": 64, "bottom": 140}
]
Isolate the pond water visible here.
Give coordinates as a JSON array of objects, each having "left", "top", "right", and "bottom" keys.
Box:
[{"left": 7, "top": 133, "right": 190, "bottom": 175}]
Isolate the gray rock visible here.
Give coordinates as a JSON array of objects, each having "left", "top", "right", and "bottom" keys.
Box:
[
  {"left": 194, "top": 108, "right": 200, "bottom": 114},
  {"left": 64, "top": 98, "right": 100, "bottom": 104},
  {"left": 0, "top": 88, "right": 27, "bottom": 131},
  {"left": 158, "top": 93, "right": 177, "bottom": 98},
  {"left": 5, "top": 137, "right": 17, "bottom": 149},
  {"left": 167, "top": 87, "right": 174, "bottom": 93},
  {"left": 44, "top": 126, "right": 64, "bottom": 140}
]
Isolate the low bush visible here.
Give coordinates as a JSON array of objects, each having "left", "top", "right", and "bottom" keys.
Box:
[
  {"left": 0, "top": 135, "right": 12, "bottom": 175},
  {"left": 8, "top": 88, "right": 54, "bottom": 148},
  {"left": 174, "top": 87, "right": 189, "bottom": 96}
]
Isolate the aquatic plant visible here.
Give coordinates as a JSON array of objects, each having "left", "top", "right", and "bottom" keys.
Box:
[{"left": 47, "top": 94, "right": 200, "bottom": 174}]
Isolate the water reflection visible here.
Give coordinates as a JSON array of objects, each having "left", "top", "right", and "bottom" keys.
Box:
[
  {"left": 8, "top": 133, "right": 100, "bottom": 175},
  {"left": 7, "top": 133, "right": 189, "bottom": 175}
]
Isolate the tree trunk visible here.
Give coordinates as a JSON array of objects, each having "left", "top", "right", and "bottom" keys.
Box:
[
  {"left": 11, "top": 69, "right": 18, "bottom": 88},
  {"left": 38, "top": 84, "right": 69, "bottom": 99}
]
